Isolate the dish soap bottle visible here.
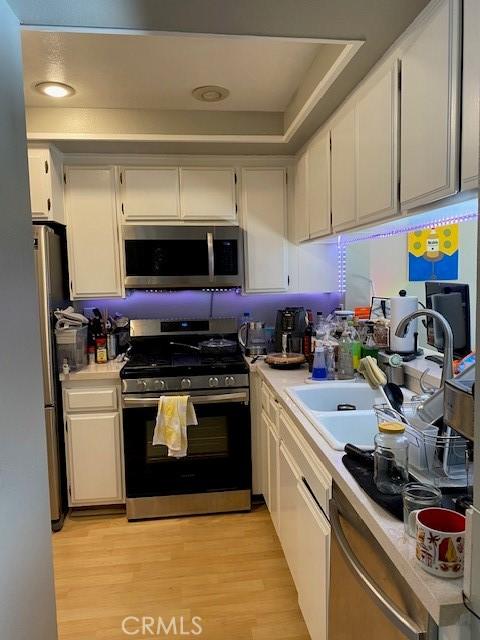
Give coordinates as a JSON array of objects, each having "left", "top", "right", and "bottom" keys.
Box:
[
  {"left": 362, "top": 325, "right": 379, "bottom": 360},
  {"left": 312, "top": 343, "right": 327, "bottom": 380}
]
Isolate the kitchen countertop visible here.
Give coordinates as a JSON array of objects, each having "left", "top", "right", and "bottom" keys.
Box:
[
  {"left": 59, "top": 360, "right": 125, "bottom": 382},
  {"left": 249, "top": 358, "right": 464, "bottom": 627}
]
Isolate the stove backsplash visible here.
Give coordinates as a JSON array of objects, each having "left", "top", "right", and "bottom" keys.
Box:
[{"left": 75, "top": 290, "right": 343, "bottom": 328}]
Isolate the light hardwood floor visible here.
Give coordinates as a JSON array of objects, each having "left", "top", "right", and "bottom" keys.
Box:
[{"left": 52, "top": 505, "right": 310, "bottom": 640}]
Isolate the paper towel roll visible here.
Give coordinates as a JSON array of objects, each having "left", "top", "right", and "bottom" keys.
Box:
[{"left": 389, "top": 295, "right": 418, "bottom": 354}]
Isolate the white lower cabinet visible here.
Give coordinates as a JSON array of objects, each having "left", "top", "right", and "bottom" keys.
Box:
[
  {"left": 279, "top": 442, "right": 301, "bottom": 586},
  {"left": 266, "top": 413, "right": 280, "bottom": 534},
  {"left": 296, "top": 480, "right": 330, "bottom": 640},
  {"left": 63, "top": 383, "right": 125, "bottom": 506},
  {"left": 261, "top": 386, "right": 331, "bottom": 640}
]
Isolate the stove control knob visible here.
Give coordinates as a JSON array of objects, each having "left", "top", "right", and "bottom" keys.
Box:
[
  {"left": 225, "top": 376, "right": 235, "bottom": 387},
  {"left": 154, "top": 379, "right": 166, "bottom": 391},
  {"left": 137, "top": 379, "right": 147, "bottom": 390},
  {"left": 209, "top": 377, "right": 219, "bottom": 388},
  {"left": 181, "top": 378, "right": 192, "bottom": 390}
]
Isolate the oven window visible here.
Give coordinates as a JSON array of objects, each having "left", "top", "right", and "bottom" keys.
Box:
[
  {"left": 146, "top": 416, "right": 229, "bottom": 461},
  {"left": 125, "top": 239, "right": 209, "bottom": 276},
  {"left": 123, "top": 402, "right": 251, "bottom": 498}
]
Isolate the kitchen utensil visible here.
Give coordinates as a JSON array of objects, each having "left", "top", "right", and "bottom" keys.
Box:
[
  {"left": 409, "top": 507, "right": 466, "bottom": 578},
  {"left": 238, "top": 320, "right": 267, "bottom": 356},
  {"left": 402, "top": 483, "right": 442, "bottom": 537},
  {"left": 383, "top": 382, "right": 404, "bottom": 414},
  {"left": 344, "top": 443, "right": 374, "bottom": 469},
  {"left": 169, "top": 337, "right": 237, "bottom": 355}
]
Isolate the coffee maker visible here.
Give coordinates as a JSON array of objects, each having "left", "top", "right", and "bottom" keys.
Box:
[{"left": 274, "top": 307, "right": 307, "bottom": 353}]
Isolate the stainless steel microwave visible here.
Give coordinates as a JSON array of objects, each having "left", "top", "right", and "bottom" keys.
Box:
[{"left": 123, "top": 226, "right": 243, "bottom": 289}]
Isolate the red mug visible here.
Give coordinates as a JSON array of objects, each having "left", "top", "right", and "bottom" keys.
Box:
[{"left": 409, "top": 507, "right": 466, "bottom": 578}]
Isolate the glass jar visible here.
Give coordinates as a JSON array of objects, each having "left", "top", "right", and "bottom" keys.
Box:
[
  {"left": 402, "top": 483, "right": 442, "bottom": 537},
  {"left": 374, "top": 421, "right": 409, "bottom": 495}
]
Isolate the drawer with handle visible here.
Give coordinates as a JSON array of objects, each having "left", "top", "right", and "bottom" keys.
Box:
[{"left": 65, "top": 387, "right": 118, "bottom": 412}]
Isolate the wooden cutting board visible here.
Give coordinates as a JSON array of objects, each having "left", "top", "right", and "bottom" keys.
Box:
[{"left": 265, "top": 352, "right": 306, "bottom": 368}]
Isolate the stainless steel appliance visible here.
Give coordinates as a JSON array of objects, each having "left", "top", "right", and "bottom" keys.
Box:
[
  {"left": 238, "top": 320, "right": 267, "bottom": 356},
  {"left": 444, "top": 375, "right": 475, "bottom": 441},
  {"left": 121, "top": 318, "right": 251, "bottom": 520},
  {"left": 33, "top": 225, "right": 68, "bottom": 531},
  {"left": 329, "top": 483, "right": 438, "bottom": 640},
  {"left": 123, "top": 225, "right": 243, "bottom": 289}
]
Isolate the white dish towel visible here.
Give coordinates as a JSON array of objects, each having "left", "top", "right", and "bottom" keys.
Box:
[{"left": 152, "top": 396, "right": 198, "bottom": 458}]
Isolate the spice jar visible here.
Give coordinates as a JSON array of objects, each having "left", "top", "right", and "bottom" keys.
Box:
[{"left": 95, "top": 337, "right": 108, "bottom": 364}]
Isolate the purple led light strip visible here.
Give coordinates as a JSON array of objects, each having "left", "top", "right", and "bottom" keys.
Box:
[{"left": 340, "top": 211, "right": 479, "bottom": 246}]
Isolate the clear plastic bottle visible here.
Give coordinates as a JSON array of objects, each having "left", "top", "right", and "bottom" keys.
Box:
[
  {"left": 312, "top": 344, "right": 327, "bottom": 380},
  {"left": 374, "top": 422, "right": 409, "bottom": 495},
  {"left": 336, "top": 321, "right": 354, "bottom": 379}
]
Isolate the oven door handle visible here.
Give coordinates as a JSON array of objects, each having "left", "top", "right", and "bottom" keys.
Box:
[
  {"left": 123, "top": 392, "right": 249, "bottom": 408},
  {"left": 207, "top": 231, "right": 215, "bottom": 282}
]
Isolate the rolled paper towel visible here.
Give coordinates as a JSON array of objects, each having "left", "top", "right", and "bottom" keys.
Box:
[{"left": 390, "top": 295, "right": 418, "bottom": 353}]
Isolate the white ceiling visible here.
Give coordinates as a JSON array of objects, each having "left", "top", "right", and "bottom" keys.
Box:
[{"left": 22, "top": 31, "right": 324, "bottom": 111}]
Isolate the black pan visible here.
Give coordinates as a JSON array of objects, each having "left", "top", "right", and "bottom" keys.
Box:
[{"left": 169, "top": 338, "right": 238, "bottom": 356}]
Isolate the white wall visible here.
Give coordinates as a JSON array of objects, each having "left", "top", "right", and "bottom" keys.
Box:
[
  {"left": 345, "top": 218, "right": 478, "bottom": 348},
  {"left": 0, "top": 2, "right": 58, "bottom": 638}
]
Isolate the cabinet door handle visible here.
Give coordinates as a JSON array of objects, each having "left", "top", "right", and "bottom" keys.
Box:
[
  {"left": 47, "top": 198, "right": 51, "bottom": 211},
  {"left": 45, "top": 160, "right": 49, "bottom": 174}
]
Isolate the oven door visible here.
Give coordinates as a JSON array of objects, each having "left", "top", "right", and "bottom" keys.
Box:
[
  {"left": 122, "top": 391, "right": 251, "bottom": 498},
  {"left": 123, "top": 225, "right": 243, "bottom": 289}
]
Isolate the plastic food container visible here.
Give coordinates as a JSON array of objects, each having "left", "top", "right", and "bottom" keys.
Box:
[{"left": 55, "top": 325, "right": 88, "bottom": 372}]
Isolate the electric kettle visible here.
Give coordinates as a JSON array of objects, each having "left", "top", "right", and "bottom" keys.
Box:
[{"left": 238, "top": 321, "right": 267, "bottom": 356}]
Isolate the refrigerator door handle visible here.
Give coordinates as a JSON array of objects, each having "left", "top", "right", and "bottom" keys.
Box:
[{"left": 329, "top": 499, "right": 426, "bottom": 640}]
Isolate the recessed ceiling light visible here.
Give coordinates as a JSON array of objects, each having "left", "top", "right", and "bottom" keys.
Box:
[
  {"left": 34, "top": 82, "right": 75, "bottom": 98},
  {"left": 192, "top": 85, "right": 230, "bottom": 103}
]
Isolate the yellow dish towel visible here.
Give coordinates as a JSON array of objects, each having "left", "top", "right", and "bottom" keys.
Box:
[
  {"left": 358, "top": 356, "right": 387, "bottom": 389},
  {"left": 152, "top": 396, "right": 198, "bottom": 458}
]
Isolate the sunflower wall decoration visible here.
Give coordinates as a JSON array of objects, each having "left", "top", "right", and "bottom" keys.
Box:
[{"left": 408, "top": 223, "right": 459, "bottom": 281}]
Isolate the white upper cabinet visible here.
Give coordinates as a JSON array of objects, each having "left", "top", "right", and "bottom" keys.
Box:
[
  {"left": 242, "top": 167, "right": 288, "bottom": 293},
  {"left": 65, "top": 167, "right": 123, "bottom": 299},
  {"left": 461, "top": 0, "right": 479, "bottom": 191},
  {"left": 356, "top": 61, "right": 399, "bottom": 225},
  {"left": 331, "top": 108, "right": 356, "bottom": 232},
  {"left": 400, "top": 0, "right": 461, "bottom": 209},
  {"left": 307, "top": 131, "right": 331, "bottom": 239},
  {"left": 293, "top": 152, "right": 309, "bottom": 243},
  {"left": 28, "top": 145, "right": 65, "bottom": 223},
  {"left": 179, "top": 167, "right": 237, "bottom": 221},
  {"left": 120, "top": 167, "right": 180, "bottom": 220}
]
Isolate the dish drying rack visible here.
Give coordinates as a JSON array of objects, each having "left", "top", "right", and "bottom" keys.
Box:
[{"left": 374, "top": 403, "right": 473, "bottom": 488}]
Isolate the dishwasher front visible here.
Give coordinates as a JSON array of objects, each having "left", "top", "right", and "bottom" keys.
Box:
[{"left": 328, "top": 483, "right": 439, "bottom": 640}]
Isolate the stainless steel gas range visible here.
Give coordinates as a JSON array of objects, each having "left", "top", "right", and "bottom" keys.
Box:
[{"left": 121, "top": 318, "right": 251, "bottom": 520}]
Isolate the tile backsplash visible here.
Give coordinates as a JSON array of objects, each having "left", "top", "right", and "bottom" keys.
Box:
[{"left": 75, "top": 290, "right": 343, "bottom": 328}]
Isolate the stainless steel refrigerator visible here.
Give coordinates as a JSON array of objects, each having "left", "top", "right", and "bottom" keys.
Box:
[{"left": 33, "top": 225, "right": 68, "bottom": 531}]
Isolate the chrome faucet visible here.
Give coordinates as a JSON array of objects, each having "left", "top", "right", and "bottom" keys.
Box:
[{"left": 395, "top": 309, "right": 454, "bottom": 388}]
